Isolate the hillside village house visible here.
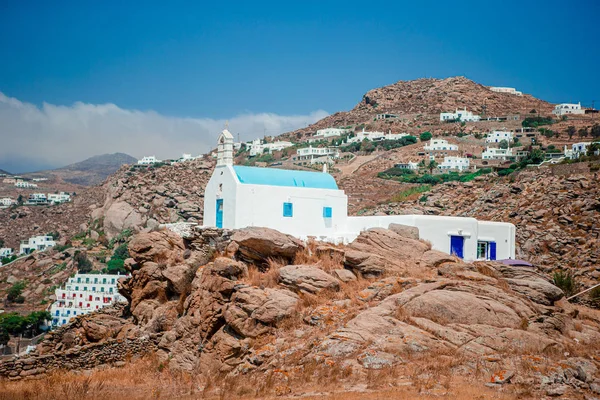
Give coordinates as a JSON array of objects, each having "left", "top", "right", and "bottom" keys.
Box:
[
  {"left": 0, "top": 197, "right": 15, "bottom": 207},
  {"left": 48, "top": 192, "right": 71, "bottom": 204},
  {"left": 438, "top": 156, "right": 471, "bottom": 171},
  {"left": 308, "top": 128, "right": 352, "bottom": 142},
  {"left": 439, "top": 108, "right": 481, "bottom": 122},
  {"left": 247, "top": 139, "right": 294, "bottom": 156},
  {"left": 50, "top": 273, "right": 129, "bottom": 327},
  {"left": 203, "top": 130, "right": 515, "bottom": 261},
  {"left": 481, "top": 147, "right": 514, "bottom": 161},
  {"left": 394, "top": 162, "right": 419, "bottom": 171},
  {"left": 0, "top": 248, "right": 13, "bottom": 258},
  {"left": 346, "top": 129, "right": 408, "bottom": 144},
  {"left": 552, "top": 103, "right": 585, "bottom": 116},
  {"left": 375, "top": 113, "right": 399, "bottom": 120},
  {"left": 292, "top": 146, "right": 340, "bottom": 166},
  {"left": 489, "top": 87, "right": 523, "bottom": 96},
  {"left": 423, "top": 139, "right": 458, "bottom": 151},
  {"left": 19, "top": 235, "right": 56, "bottom": 255},
  {"left": 138, "top": 156, "right": 161, "bottom": 165},
  {"left": 26, "top": 193, "right": 48, "bottom": 205},
  {"left": 486, "top": 130, "right": 514, "bottom": 143},
  {"left": 14, "top": 181, "right": 37, "bottom": 189},
  {"left": 2, "top": 178, "right": 17, "bottom": 184},
  {"left": 564, "top": 142, "right": 593, "bottom": 159}
]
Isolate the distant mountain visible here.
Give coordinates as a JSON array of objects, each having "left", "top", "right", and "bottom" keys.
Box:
[
  {"left": 0, "top": 169, "right": 11, "bottom": 176},
  {"left": 26, "top": 153, "right": 138, "bottom": 186}
]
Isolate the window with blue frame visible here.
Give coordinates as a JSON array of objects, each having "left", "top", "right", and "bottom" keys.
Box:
[
  {"left": 283, "top": 202, "right": 293, "bottom": 217},
  {"left": 323, "top": 207, "right": 332, "bottom": 218}
]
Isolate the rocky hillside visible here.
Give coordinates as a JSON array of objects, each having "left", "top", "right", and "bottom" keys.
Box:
[
  {"left": 25, "top": 153, "right": 138, "bottom": 186},
  {"left": 4, "top": 225, "right": 600, "bottom": 398},
  {"left": 92, "top": 157, "right": 215, "bottom": 239},
  {"left": 281, "top": 77, "right": 555, "bottom": 140}
]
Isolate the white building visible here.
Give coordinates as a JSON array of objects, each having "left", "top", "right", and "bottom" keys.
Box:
[
  {"left": 137, "top": 156, "right": 162, "bottom": 165},
  {"left": 423, "top": 139, "right": 459, "bottom": 151},
  {"left": 293, "top": 146, "right": 340, "bottom": 165},
  {"left": 552, "top": 103, "right": 585, "bottom": 116},
  {"left": 394, "top": 162, "right": 419, "bottom": 170},
  {"left": 247, "top": 139, "right": 294, "bottom": 157},
  {"left": 19, "top": 235, "right": 56, "bottom": 255},
  {"left": 375, "top": 113, "right": 399, "bottom": 120},
  {"left": 438, "top": 156, "right": 471, "bottom": 171},
  {"left": 15, "top": 181, "right": 37, "bottom": 188},
  {"left": 0, "top": 248, "right": 13, "bottom": 258},
  {"left": 481, "top": 147, "right": 514, "bottom": 161},
  {"left": 564, "top": 142, "right": 593, "bottom": 159},
  {"left": 32, "top": 178, "right": 48, "bottom": 182},
  {"left": 440, "top": 108, "right": 481, "bottom": 122},
  {"left": 50, "top": 273, "right": 129, "bottom": 327},
  {"left": 48, "top": 192, "right": 71, "bottom": 204},
  {"left": 489, "top": 87, "right": 523, "bottom": 96},
  {"left": 2, "top": 178, "right": 16, "bottom": 184},
  {"left": 310, "top": 128, "right": 352, "bottom": 142},
  {"left": 26, "top": 193, "right": 48, "bottom": 205},
  {"left": 202, "top": 130, "right": 515, "bottom": 261},
  {"left": 0, "top": 197, "right": 15, "bottom": 207},
  {"left": 346, "top": 129, "right": 408, "bottom": 144},
  {"left": 486, "top": 131, "right": 514, "bottom": 143}
]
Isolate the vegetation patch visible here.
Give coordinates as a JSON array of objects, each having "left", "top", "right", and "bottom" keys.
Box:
[{"left": 391, "top": 185, "right": 431, "bottom": 202}]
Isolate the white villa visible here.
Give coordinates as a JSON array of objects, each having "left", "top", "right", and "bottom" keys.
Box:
[
  {"left": 552, "top": 103, "right": 585, "bottom": 116},
  {"left": 486, "top": 130, "right": 514, "bottom": 143},
  {"left": 394, "top": 162, "right": 419, "bottom": 170},
  {"left": 50, "top": 273, "right": 129, "bottom": 327},
  {"left": 26, "top": 193, "right": 48, "bottom": 205},
  {"left": 440, "top": 108, "right": 481, "bottom": 122},
  {"left": 438, "top": 156, "right": 471, "bottom": 171},
  {"left": 375, "top": 113, "right": 399, "bottom": 120},
  {"left": 423, "top": 139, "right": 458, "bottom": 151},
  {"left": 19, "top": 235, "right": 56, "bottom": 255},
  {"left": 564, "top": 142, "right": 593, "bottom": 159},
  {"left": 2, "top": 178, "right": 16, "bottom": 184},
  {"left": 0, "top": 197, "right": 15, "bottom": 207},
  {"left": 138, "top": 156, "right": 162, "bottom": 165},
  {"left": 48, "top": 192, "right": 71, "bottom": 204},
  {"left": 481, "top": 147, "right": 514, "bottom": 161},
  {"left": 15, "top": 181, "right": 37, "bottom": 188},
  {"left": 292, "top": 146, "right": 340, "bottom": 166},
  {"left": 346, "top": 129, "right": 408, "bottom": 144},
  {"left": 202, "top": 130, "right": 515, "bottom": 261},
  {"left": 247, "top": 139, "right": 294, "bottom": 157},
  {"left": 309, "top": 128, "right": 352, "bottom": 142},
  {"left": 0, "top": 248, "right": 13, "bottom": 258},
  {"left": 489, "top": 87, "right": 523, "bottom": 96}
]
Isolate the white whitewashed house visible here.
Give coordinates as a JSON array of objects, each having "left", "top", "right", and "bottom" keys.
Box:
[
  {"left": 0, "top": 248, "right": 13, "bottom": 258},
  {"left": 202, "top": 130, "right": 515, "bottom": 261},
  {"left": 485, "top": 131, "right": 514, "bottom": 143},
  {"left": 564, "top": 142, "right": 593, "bottom": 159},
  {"left": 50, "top": 273, "right": 129, "bottom": 327},
  {"left": 0, "top": 197, "right": 15, "bottom": 207},
  {"left": 440, "top": 108, "right": 481, "bottom": 122},
  {"left": 19, "top": 235, "right": 56, "bottom": 255},
  {"left": 481, "top": 147, "right": 514, "bottom": 161},
  {"left": 47, "top": 192, "right": 71, "bottom": 204},
  {"left": 394, "top": 162, "right": 419, "bottom": 170},
  {"left": 138, "top": 156, "right": 161, "bottom": 165},
  {"left": 247, "top": 139, "right": 293, "bottom": 156},
  {"left": 292, "top": 146, "right": 340, "bottom": 166},
  {"left": 423, "top": 139, "right": 458, "bottom": 151},
  {"left": 438, "top": 156, "right": 470, "bottom": 171},
  {"left": 552, "top": 103, "right": 585, "bottom": 116},
  {"left": 309, "top": 128, "right": 352, "bottom": 142},
  {"left": 346, "top": 129, "right": 408, "bottom": 144},
  {"left": 14, "top": 181, "right": 37, "bottom": 188},
  {"left": 489, "top": 87, "right": 522, "bottom": 96}
]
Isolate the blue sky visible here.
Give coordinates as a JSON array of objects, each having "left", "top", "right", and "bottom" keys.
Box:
[{"left": 0, "top": 0, "right": 599, "bottom": 172}]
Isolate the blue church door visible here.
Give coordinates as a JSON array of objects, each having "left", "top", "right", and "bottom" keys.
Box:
[
  {"left": 216, "top": 199, "right": 223, "bottom": 228},
  {"left": 450, "top": 235, "right": 464, "bottom": 258},
  {"left": 489, "top": 242, "right": 497, "bottom": 260}
]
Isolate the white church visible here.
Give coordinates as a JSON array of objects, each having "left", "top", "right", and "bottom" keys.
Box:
[{"left": 203, "top": 130, "right": 516, "bottom": 261}]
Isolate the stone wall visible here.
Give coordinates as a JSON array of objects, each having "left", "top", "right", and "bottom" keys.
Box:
[
  {"left": 0, "top": 334, "right": 161, "bottom": 380},
  {"left": 550, "top": 162, "right": 591, "bottom": 176}
]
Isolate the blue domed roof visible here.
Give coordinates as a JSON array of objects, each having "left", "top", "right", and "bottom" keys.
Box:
[{"left": 232, "top": 166, "right": 338, "bottom": 190}]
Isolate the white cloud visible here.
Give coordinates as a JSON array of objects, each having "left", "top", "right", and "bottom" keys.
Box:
[{"left": 0, "top": 92, "right": 328, "bottom": 171}]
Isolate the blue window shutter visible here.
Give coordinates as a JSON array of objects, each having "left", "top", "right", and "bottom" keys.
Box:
[
  {"left": 489, "top": 242, "right": 497, "bottom": 260},
  {"left": 283, "top": 202, "right": 293, "bottom": 217},
  {"left": 450, "top": 236, "right": 464, "bottom": 259},
  {"left": 323, "top": 207, "right": 332, "bottom": 218}
]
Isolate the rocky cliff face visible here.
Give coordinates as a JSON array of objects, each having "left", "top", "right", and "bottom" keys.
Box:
[
  {"left": 10, "top": 225, "right": 600, "bottom": 398},
  {"left": 92, "top": 158, "right": 215, "bottom": 239}
]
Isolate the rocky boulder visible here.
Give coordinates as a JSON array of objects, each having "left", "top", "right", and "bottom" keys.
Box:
[
  {"left": 229, "top": 227, "right": 305, "bottom": 264},
  {"left": 278, "top": 265, "right": 340, "bottom": 294}
]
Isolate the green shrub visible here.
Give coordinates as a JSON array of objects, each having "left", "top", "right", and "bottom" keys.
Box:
[
  {"left": 74, "top": 252, "right": 93, "bottom": 273},
  {"left": 419, "top": 131, "right": 432, "bottom": 141},
  {"left": 522, "top": 116, "right": 554, "bottom": 128},
  {"left": 106, "top": 258, "right": 127, "bottom": 274},
  {"left": 7, "top": 281, "right": 26, "bottom": 303},
  {"left": 391, "top": 185, "right": 431, "bottom": 202},
  {"left": 498, "top": 168, "right": 515, "bottom": 176},
  {"left": 553, "top": 270, "right": 577, "bottom": 297}
]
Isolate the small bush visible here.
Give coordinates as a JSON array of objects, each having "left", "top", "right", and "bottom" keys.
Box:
[
  {"left": 498, "top": 168, "right": 514, "bottom": 176},
  {"left": 553, "top": 270, "right": 577, "bottom": 298},
  {"left": 7, "top": 281, "right": 26, "bottom": 303},
  {"left": 391, "top": 185, "right": 431, "bottom": 202}
]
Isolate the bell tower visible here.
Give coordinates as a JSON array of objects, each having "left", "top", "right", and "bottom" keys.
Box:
[{"left": 217, "top": 129, "right": 234, "bottom": 166}]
